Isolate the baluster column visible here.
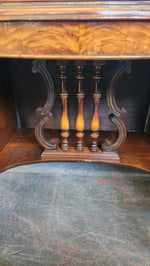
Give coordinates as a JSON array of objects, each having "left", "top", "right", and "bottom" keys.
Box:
[
  {"left": 57, "top": 61, "right": 69, "bottom": 151},
  {"left": 75, "top": 61, "right": 86, "bottom": 152},
  {"left": 90, "top": 61, "right": 104, "bottom": 152}
]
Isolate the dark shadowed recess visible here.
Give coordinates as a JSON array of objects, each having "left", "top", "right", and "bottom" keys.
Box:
[{"left": 7, "top": 59, "right": 150, "bottom": 132}]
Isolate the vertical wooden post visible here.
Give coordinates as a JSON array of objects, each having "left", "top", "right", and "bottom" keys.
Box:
[
  {"left": 75, "top": 61, "right": 86, "bottom": 152},
  {"left": 58, "top": 60, "right": 69, "bottom": 151},
  {"left": 90, "top": 61, "right": 104, "bottom": 152}
]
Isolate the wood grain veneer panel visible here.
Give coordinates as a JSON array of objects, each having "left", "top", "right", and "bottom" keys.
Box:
[
  {"left": 1, "top": 22, "right": 150, "bottom": 59},
  {"left": 0, "top": 22, "right": 79, "bottom": 58},
  {"left": 79, "top": 22, "right": 150, "bottom": 58}
]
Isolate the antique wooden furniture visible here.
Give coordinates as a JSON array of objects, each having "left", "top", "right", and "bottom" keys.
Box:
[{"left": 0, "top": 0, "right": 150, "bottom": 173}]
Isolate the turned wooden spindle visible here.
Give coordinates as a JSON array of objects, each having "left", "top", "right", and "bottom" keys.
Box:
[
  {"left": 58, "top": 61, "right": 69, "bottom": 151},
  {"left": 90, "top": 61, "right": 104, "bottom": 152},
  {"left": 75, "top": 61, "right": 86, "bottom": 152}
]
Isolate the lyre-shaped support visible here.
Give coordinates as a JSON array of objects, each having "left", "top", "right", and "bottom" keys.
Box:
[
  {"left": 90, "top": 61, "right": 105, "bottom": 152},
  {"left": 102, "top": 61, "right": 131, "bottom": 152},
  {"left": 57, "top": 60, "right": 69, "bottom": 151},
  {"left": 75, "top": 61, "right": 86, "bottom": 152},
  {"left": 32, "top": 60, "right": 58, "bottom": 150}
]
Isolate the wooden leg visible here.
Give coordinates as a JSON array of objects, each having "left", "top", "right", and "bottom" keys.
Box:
[
  {"left": 75, "top": 61, "right": 86, "bottom": 152},
  {"left": 57, "top": 60, "right": 69, "bottom": 151},
  {"left": 102, "top": 61, "right": 131, "bottom": 152},
  {"left": 32, "top": 60, "right": 58, "bottom": 150}
]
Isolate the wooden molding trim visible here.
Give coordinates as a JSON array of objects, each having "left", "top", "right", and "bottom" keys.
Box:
[{"left": 1, "top": 1, "right": 150, "bottom": 21}]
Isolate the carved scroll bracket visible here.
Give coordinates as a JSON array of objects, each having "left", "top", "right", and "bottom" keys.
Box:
[
  {"left": 102, "top": 61, "right": 131, "bottom": 152},
  {"left": 32, "top": 60, "right": 58, "bottom": 150}
]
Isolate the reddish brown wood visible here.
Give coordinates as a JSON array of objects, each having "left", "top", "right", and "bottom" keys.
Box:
[
  {"left": 0, "top": 129, "right": 149, "bottom": 173},
  {"left": 58, "top": 60, "right": 69, "bottom": 151},
  {"left": 90, "top": 61, "right": 104, "bottom": 152},
  {"left": 1, "top": 21, "right": 150, "bottom": 59},
  {"left": 42, "top": 148, "right": 120, "bottom": 162},
  {"left": 0, "top": 1, "right": 149, "bottom": 173},
  {"left": 75, "top": 61, "right": 86, "bottom": 152},
  {"left": 102, "top": 62, "right": 128, "bottom": 152}
]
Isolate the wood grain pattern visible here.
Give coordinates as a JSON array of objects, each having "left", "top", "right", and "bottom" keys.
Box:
[
  {"left": 1, "top": 1, "right": 150, "bottom": 21},
  {"left": 0, "top": 22, "right": 79, "bottom": 58},
  {"left": 1, "top": 22, "right": 150, "bottom": 59},
  {"left": 0, "top": 1, "right": 149, "bottom": 173},
  {"left": 79, "top": 22, "right": 150, "bottom": 58}
]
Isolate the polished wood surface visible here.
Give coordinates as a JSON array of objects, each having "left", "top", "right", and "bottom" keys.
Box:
[
  {"left": 58, "top": 61, "right": 70, "bottom": 151},
  {"left": 1, "top": 21, "right": 150, "bottom": 59},
  {"left": 75, "top": 61, "right": 86, "bottom": 152},
  {"left": 1, "top": 1, "right": 150, "bottom": 21},
  {"left": 0, "top": 1, "right": 149, "bottom": 172},
  {"left": 90, "top": 61, "right": 102, "bottom": 152}
]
